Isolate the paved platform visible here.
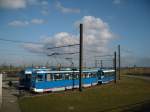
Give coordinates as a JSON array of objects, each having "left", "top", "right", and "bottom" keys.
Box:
[{"left": 0, "top": 81, "right": 20, "bottom": 112}]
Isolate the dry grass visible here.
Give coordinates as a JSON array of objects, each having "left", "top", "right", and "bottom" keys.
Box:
[
  {"left": 19, "top": 77, "right": 150, "bottom": 112},
  {"left": 121, "top": 67, "right": 150, "bottom": 76}
]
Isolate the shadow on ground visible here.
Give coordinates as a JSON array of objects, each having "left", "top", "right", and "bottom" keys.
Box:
[
  {"left": 122, "top": 100, "right": 150, "bottom": 112},
  {"left": 99, "top": 100, "right": 150, "bottom": 112}
]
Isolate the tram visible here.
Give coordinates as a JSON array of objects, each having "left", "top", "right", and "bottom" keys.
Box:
[{"left": 19, "top": 67, "right": 116, "bottom": 92}]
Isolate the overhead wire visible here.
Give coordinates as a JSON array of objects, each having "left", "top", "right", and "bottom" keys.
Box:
[
  {"left": 47, "top": 44, "right": 79, "bottom": 50},
  {"left": 47, "top": 52, "right": 79, "bottom": 56},
  {"left": 0, "top": 37, "right": 43, "bottom": 44}
]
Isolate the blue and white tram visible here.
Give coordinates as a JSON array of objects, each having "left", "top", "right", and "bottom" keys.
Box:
[
  {"left": 19, "top": 67, "right": 115, "bottom": 93},
  {"left": 97, "top": 69, "right": 115, "bottom": 84}
]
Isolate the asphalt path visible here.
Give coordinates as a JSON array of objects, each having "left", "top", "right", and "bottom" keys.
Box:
[{"left": 0, "top": 81, "right": 20, "bottom": 112}]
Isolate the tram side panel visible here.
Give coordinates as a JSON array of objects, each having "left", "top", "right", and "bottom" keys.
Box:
[
  {"left": 19, "top": 68, "right": 116, "bottom": 93},
  {"left": 31, "top": 73, "right": 98, "bottom": 92}
]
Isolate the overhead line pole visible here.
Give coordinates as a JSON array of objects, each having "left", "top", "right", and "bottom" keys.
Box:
[
  {"left": 79, "top": 24, "right": 83, "bottom": 92},
  {"left": 0, "top": 73, "right": 2, "bottom": 109},
  {"left": 100, "top": 60, "right": 103, "bottom": 69},
  {"left": 95, "top": 59, "right": 97, "bottom": 68},
  {"left": 118, "top": 45, "right": 121, "bottom": 80},
  {"left": 114, "top": 51, "right": 117, "bottom": 83}
]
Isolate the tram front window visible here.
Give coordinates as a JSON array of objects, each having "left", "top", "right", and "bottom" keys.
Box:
[{"left": 36, "top": 75, "right": 43, "bottom": 82}]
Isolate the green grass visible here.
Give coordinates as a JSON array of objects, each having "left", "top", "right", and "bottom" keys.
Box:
[{"left": 19, "top": 77, "right": 150, "bottom": 112}]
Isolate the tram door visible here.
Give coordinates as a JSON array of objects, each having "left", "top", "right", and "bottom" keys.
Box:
[
  {"left": 97, "top": 70, "right": 104, "bottom": 84},
  {"left": 25, "top": 74, "right": 32, "bottom": 89}
]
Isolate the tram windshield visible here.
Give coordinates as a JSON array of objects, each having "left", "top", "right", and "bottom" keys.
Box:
[{"left": 36, "top": 74, "right": 43, "bottom": 82}]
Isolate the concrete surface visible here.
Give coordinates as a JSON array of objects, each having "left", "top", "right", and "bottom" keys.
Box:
[{"left": 0, "top": 81, "right": 20, "bottom": 112}]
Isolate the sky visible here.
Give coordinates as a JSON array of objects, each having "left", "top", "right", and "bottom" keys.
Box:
[{"left": 0, "top": 0, "right": 150, "bottom": 67}]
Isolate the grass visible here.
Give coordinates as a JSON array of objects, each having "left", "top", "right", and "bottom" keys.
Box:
[{"left": 19, "top": 77, "right": 150, "bottom": 112}]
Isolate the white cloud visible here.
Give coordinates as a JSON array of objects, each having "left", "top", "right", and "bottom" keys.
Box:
[
  {"left": 75, "top": 16, "right": 114, "bottom": 51},
  {"left": 23, "top": 43, "right": 44, "bottom": 53},
  {"left": 23, "top": 16, "right": 116, "bottom": 66},
  {"left": 0, "top": 0, "right": 27, "bottom": 9},
  {"left": 41, "top": 32, "right": 78, "bottom": 55},
  {"left": 8, "top": 20, "right": 29, "bottom": 27},
  {"left": 41, "top": 9, "right": 49, "bottom": 15},
  {"left": 8, "top": 18, "right": 46, "bottom": 27},
  {"left": 27, "top": 0, "right": 48, "bottom": 5},
  {"left": 0, "top": 0, "right": 48, "bottom": 9},
  {"left": 41, "top": 1, "right": 49, "bottom": 15},
  {"left": 27, "top": 0, "right": 38, "bottom": 5},
  {"left": 113, "top": 0, "right": 121, "bottom": 4},
  {"left": 30, "top": 19, "right": 46, "bottom": 24},
  {"left": 56, "top": 1, "right": 80, "bottom": 14},
  {"left": 41, "top": 1, "right": 48, "bottom": 5}
]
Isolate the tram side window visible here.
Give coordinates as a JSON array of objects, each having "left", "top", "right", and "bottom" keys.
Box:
[
  {"left": 82, "top": 74, "right": 86, "bottom": 78},
  {"left": 88, "top": 73, "right": 91, "bottom": 78},
  {"left": 45, "top": 75, "right": 47, "bottom": 81},
  {"left": 86, "top": 73, "right": 90, "bottom": 78},
  {"left": 64, "top": 74, "right": 70, "bottom": 80},
  {"left": 85, "top": 73, "right": 92, "bottom": 78},
  {"left": 54, "top": 74, "right": 63, "bottom": 80},
  {"left": 69, "top": 73, "right": 73, "bottom": 79},
  {"left": 47, "top": 74, "right": 52, "bottom": 81},
  {"left": 105, "top": 72, "right": 114, "bottom": 77},
  {"left": 64, "top": 73, "right": 73, "bottom": 80},
  {"left": 73, "top": 74, "right": 78, "bottom": 79},
  {"left": 90, "top": 73, "right": 96, "bottom": 78},
  {"left": 36, "top": 75, "right": 43, "bottom": 81}
]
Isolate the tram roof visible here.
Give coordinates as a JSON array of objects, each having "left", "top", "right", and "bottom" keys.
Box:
[{"left": 24, "top": 67, "right": 115, "bottom": 74}]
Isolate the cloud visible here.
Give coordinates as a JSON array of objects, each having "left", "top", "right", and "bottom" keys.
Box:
[
  {"left": 40, "top": 1, "right": 49, "bottom": 15},
  {"left": 41, "top": 9, "right": 49, "bottom": 15},
  {"left": 44, "top": 32, "right": 79, "bottom": 55},
  {"left": 23, "top": 43, "right": 44, "bottom": 53},
  {"left": 0, "top": 0, "right": 50, "bottom": 15},
  {"left": 22, "top": 32, "right": 78, "bottom": 57},
  {"left": 113, "top": 0, "right": 121, "bottom": 4},
  {"left": 56, "top": 1, "right": 80, "bottom": 14},
  {"left": 43, "top": 32, "right": 78, "bottom": 45},
  {"left": 30, "top": 19, "right": 46, "bottom": 24},
  {"left": 75, "top": 16, "right": 115, "bottom": 52},
  {"left": 0, "top": 0, "right": 48, "bottom": 9},
  {"left": 8, "top": 18, "right": 46, "bottom": 27},
  {"left": 23, "top": 16, "right": 116, "bottom": 66},
  {"left": 27, "top": 0, "right": 39, "bottom": 5},
  {"left": 8, "top": 20, "right": 29, "bottom": 27},
  {"left": 0, "top": 0, "right": 27, "bottom": 9},
  {"left": 41, "top": 1, "right": 48, "bottom": 5}
]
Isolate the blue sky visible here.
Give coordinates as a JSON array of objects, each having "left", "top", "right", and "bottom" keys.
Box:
[{"left": 0, "top": 0, "right": 150, "bottom": 67}]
